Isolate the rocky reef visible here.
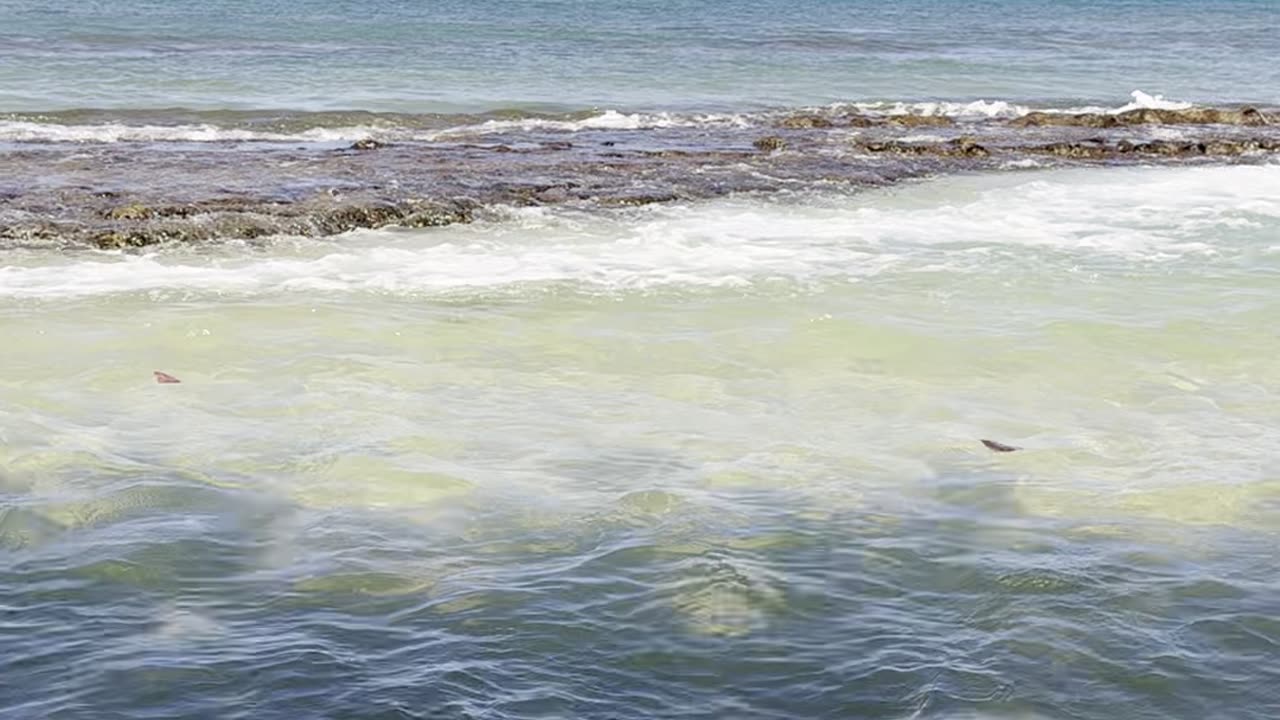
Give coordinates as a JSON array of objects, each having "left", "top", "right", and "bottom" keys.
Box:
[
  {"left": 1010, "top": 106, "right": 1272, "bottom": 128},
  {"left": 2, "top": 103, "right": 1278, "bottom": 249}
]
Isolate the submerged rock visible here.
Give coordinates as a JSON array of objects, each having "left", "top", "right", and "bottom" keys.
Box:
[
  {"left": 1032, "top": 141, "right": 1109, "bottom": 159},
  {"left": 104, "top": 204, "right": 153, "bottom": 221},
  {"left": 753, "top": 136, "right": 787, "bottom": 152},
  {"left": 318, "top": 203, "right": 406, "bottom": 234},
  {"left": 843, "top": 113, "right": 878, "bottom": 127},
  {"left": 981, "top": 439, "right": 1019, "bottom": 453},
  {"left": 597, "top": 192, "right": 679, "bottom": 207},
  {"left": 886, "top": 114, "right": 953, "bottom": 127},
  {"left": 401, "top": 201, "right": 475, "bottom": 227},
  {"left": 778, "top": 114, "right": 833, "bottom": 129},
  {"left": 1010, "top": 112, "right": 1121, "bottom": 129},
  {"left": 857, "top": 136, "right": 989, "bottom": 157}
]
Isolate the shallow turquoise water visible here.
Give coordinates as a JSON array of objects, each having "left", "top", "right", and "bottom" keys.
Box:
[{"left": 4, "top": 166, "right": 1280, "bottom": 718}]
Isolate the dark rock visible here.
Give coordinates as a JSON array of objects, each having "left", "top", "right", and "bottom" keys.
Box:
[
  {"left": 1204, "top": 140, "right": 1246, "bottom": 155},
  {"left": 597, "top": 192, "right": 678, "bottom": 207},
  {"left": 1032, "top": 141, "right": 1108, "bottom": 159},
  {"left": 753, "top": 136, "right": 787, "bottom": 152},
  {"left": 1010, "top": 112, "right": 1120, "bottom": 128},
  {"left": 402, "top": 206, "right": 470, "bottom": 227},
  {"left": 887, "top": 115, "right": 953, "bottom": 127},
  {"left": 319, "top": 204, "right": 406, "bottom": 234},
  {"left": 350, "top": 138, "right": 385, "bottom": 150},
  {"left": 856, "top": 136, "right": 989, "bottom": 157},
  {"left": 948, "top": 137, "right": 989, "bottom": 157},
  {"left": 104, "top": 204, "right": 153, "bottom": 221},
  {"left": 1013, "top": 106, "right": 1275, "bottom": 128},
  {"left": 778, "top": 114, "right": 833, "bottom": 129},
  {"left": 843, "top": 114, "right": 878, "bottom": 127}
]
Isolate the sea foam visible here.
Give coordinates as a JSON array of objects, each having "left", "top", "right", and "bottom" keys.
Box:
[{"left": 2, "top": 164, "right": 1275, "bottom": 300}]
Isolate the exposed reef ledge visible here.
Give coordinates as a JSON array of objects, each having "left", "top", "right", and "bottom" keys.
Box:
[
  {"left": 856, "top": 137, "right": 1280, "bottom": 159},
  {"left": 2, "top": 110, "right": 1278, "bottom": 249},
  {"left": 776, "top": 106, "right": 1274, "bottom": 130},
  {"left": 89, "top": 199, "right": 476, "bottom": 249},
  {"left": 1010, "top": 106, "right": 1272, "bottom": 128}
]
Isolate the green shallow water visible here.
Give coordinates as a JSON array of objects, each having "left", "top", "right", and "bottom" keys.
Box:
[{"left": 2, "top": 166, "right": 1280, "bottom": 718}]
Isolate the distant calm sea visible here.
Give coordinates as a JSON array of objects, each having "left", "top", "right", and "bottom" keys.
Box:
[
  {"left": 2, "top": 2, "right": 1279, "bottom": 719},
  {"left": 1, "top": 0, "right": 1278, "bottom": 113}
]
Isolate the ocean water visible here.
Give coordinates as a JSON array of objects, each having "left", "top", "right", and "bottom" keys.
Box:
[
  {"left": 1, "top": 0, "right": 1278, "bottom": 113},
  {"left": 3, "top": 2, "right": 1280, "bottom": 719}
]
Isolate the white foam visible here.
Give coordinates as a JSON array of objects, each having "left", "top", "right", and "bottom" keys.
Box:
[
  {"left": 2, "top": 164, "right": 1277, "bottom": 299},
  {"left": 0, "top": 120, "right": 382, "bottom": 144},
  {"left": 896, "top": 134, "right": 949, "bottom": 143},
  {"left": 842, "top": 99, "right": 1031, "bottom": 119},
  {"left": 1112, "top": 89, "right": 1196, "bottom": 113},
  {"left": 0, "top": 92, "right": 1212, "bottom": 143},
  {"left": 836, "top": 90, "right": 1197, "bottom": 119},
  {"left": 1037, "top": 90, "right": 1197, "bottom": 116},
  {"left": 426, "top": 109, "right": 752, "bottom": 138},
  {"left": 0, "top": 110, "right": 755, "bottom": 143}
]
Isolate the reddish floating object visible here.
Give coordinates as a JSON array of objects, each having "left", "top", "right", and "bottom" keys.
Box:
[
  {"left": 981, "top": 439, "right": 1019, "bottom": 453},
  {"left": 153, "top": 371, "right": 182, "bottom": 384}
]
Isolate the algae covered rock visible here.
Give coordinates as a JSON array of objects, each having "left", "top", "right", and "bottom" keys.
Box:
[
  {"left": 887, "top": 114, "right": 953, "bottom": 127},
  {"left": 753, "top": 136, "right": 787, "bottom": 152},
  {"left": 1012, "top": 106, "right": 1274, "bottom": 128},
  {"left": 104, "top": 204, "right": 154, "bottom": 221},
  {"left": 778, "top": 114, "right": 833, "bottom": 129}
]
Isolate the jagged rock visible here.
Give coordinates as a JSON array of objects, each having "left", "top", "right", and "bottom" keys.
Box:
[
  {"left": 104, "top": 204, "right": 153, "bottom": 220},
  {"left": 1117, "top": 107, "right": 1270, "bottom": 126},
  {"left": 753, "top": 136, "right": 787, "bottom": 152},
  {"left": 1032, "top": 141, "right": 1108, "bottom": 158},
  {"left": 93, "top": 231, "right": 136, "bottom": 249},
  {"left": 778, "top": 115, "right": 833, "bottom": 129},
  {"left": 1010, "top": 112, "right": 1120, "bottom": 128},
  {"left": 350, "top": 138, "right": 385, "bottom": 150},
  {"left": 402, "top": 206, "right": 471, "bottom": 227},
  {"left": 1034, "top": 138, "right": 1277, "bottom": 158},
  {"left": 949, "top": 137, "right": 990, "bottom": 157},
  {"left": 1013, "top": 106, "right": 1274, "bottom": 128},
  {"left": 856, "top": 136, "right": 989, "bottom": 157},
  {"left": 844, "top": 114, "right": 877, "bottom": 127},
  {"left": 319, "top": 204, "right": 406, "bottom": 234},
  {"left": 597, "top": 192, "right": 679, "bottom": 207},
  {"left": 92, "top": 228, "right": 183, "bottom": 248},
  {"left": 887, "top": 115, "right": 953, "bottom": 127},
  {"left": 1239, "top": 107, "right": 1269, "bottom": 125}
]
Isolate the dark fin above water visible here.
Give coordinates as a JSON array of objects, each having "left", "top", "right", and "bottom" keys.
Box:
[
  {"left": 981, "top": 439, "right": 1019, "bottom": 453},
  {"left": 153, "top": 371, "right": 182, "bottom": 384}
]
